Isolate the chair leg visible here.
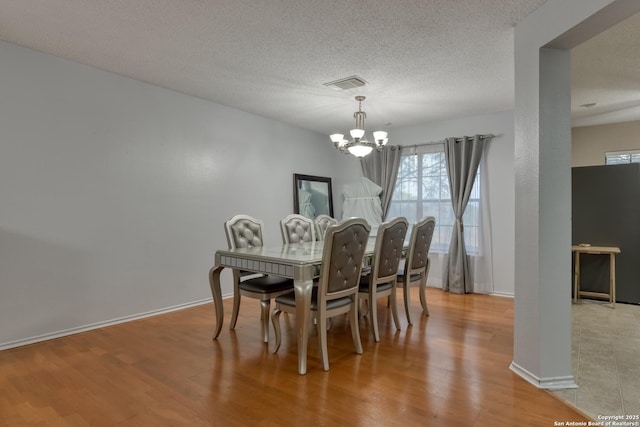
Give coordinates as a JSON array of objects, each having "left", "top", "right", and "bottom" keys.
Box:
[
  {"left": 271, "top": 308, "right": 282, "bottom": 353},
  {"left": 230, "top": 286, "right": 241, "bottom": 330},
  {"left": 403, "top": 282, "right": 413, "bottom": 325},
  {"left": 389, "top": 286, "right": 401, "bottom": 331},
  {"left": 360, "top": 298, "right": 369, "bottom": 316},
  {"left": 420, "top": 263, "right": 431, "bottom": 316},
  {"left": 350, "top": 301, "right": 363, "bottom": 355},
  {"left": 370, "top": 295, "right": 380, "bottom": 342},
  {"left": 317, "top": 313, "right": 329, "bottom": 371},
  {"left": 260, "top": 300, "right": 271, "bottom": 343},
  {"left": 419, "top": 281, "right": 429, "bottom": 316}
]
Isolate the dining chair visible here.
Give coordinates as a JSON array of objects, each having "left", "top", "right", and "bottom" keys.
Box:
[
  {"left": 271, "top": 218, "right": 371, "bottom": 371},
  {"left": 397, "top": 216, "right": 435, "bottom": 324},
  {"left": 224, "top": 214, "right": 294, "bottom": 343},
  {"left": 359, "top": 216, "right": 408, "bottom": 342},
  {"left": 314, "top": 214, "right": 338, "bottom": 241},
  {"left": 280, "top": 213, "right": 316, "bottom": 243}
]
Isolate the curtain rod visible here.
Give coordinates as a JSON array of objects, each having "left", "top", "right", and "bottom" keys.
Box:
[{"left": 402, "top": 133, "right": 496, "bottom": 149}]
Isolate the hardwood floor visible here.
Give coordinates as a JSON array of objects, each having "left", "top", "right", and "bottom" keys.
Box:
[{"left": 0, "top": 288, "right": 589, "bottom": 426}]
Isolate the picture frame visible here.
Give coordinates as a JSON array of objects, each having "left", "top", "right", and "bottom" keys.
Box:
[{"left": 293, "top": 174, "right": 334, "bottom": 220}]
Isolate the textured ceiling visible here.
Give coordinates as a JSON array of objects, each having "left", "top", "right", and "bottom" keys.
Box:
[
  {"left": 0, "top": 1, "right": 638, "bottom": 135},
  {"left": 571, "top": 10, "right": 640, "bottom": 127}
]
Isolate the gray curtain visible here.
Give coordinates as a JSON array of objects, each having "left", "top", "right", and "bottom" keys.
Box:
[
  {"left": 442, "top": 135, "right": 487, "bottom": 294},
  {"left": 360, "top": 145, "right": 402, "bottom": 219}
]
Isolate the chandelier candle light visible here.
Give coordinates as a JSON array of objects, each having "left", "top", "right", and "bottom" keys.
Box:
[{"left": 330, "top": 96, "right": 388, "bottom": 157}]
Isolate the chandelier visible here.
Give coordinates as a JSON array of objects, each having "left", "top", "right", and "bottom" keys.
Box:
[{"left": 329, "top": 96, "right": 388, "bottom": 157}]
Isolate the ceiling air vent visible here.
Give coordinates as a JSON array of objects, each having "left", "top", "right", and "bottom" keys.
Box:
[{"left": 323, "top": 75, "right": 367, "bottom": 91}]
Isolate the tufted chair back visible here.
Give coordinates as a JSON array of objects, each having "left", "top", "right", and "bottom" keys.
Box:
[
  {"left": 372, "top": 217, "right": 409, "bottom": 281},
  {"left": 280, "top": 214, "right": 316, "bottom": 244},
  {"left": 271, "top": 217, "right": 370, "bottom": 371},
  {"left": 320, "top": 218, "right": 371, "bottom": 296},
  {"left": 225, "top": 214, "right": 265, "bottom": 250},
  {"left": 408, "top": 216, "right": 435, "bottom": 271},
  {"left": 314, "top": 214, "right": 339, "bottom": 241}
]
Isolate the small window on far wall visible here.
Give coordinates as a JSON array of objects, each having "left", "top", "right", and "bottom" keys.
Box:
[{"left": 605, "top": 149, "right": 640, "bottom": 165}]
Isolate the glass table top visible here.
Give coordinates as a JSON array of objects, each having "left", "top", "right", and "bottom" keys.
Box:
[{"left": 216, "top": 238, "right": 380, "bottom": 266}]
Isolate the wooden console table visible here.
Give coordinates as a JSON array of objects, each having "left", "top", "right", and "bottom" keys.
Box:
[{"left": 572, "top": 245, "right": 620, "bottom": 308}]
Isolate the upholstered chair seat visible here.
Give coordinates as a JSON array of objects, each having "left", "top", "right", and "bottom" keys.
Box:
[{"left": 238, "top": 276, "right": 294, "bottom": 293}]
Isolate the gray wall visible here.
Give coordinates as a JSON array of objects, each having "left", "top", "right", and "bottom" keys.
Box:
[{"left": 0, "top": 41, "right": 361, "bottom": 349}]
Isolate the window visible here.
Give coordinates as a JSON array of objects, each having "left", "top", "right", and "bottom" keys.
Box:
[
  {"left": 605, "top": 149, "right": 640, "bottom": 165},
  {"left": 387, "top": 145, "right": 480, "bottom": 253}
]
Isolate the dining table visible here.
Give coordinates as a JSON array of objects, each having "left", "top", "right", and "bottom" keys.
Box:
[{"left": 209, "top": 238, "right": 380, "bottom": 375}]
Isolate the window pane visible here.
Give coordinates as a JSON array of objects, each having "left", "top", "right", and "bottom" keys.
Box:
[
  {"left": 439, "top": 176, "right": 451, "bottom": 200},
  {"left": 389, "top": 148, "right": 481, "bottom": 253},
  {"left": 606, "top": 154, "right": 630, "bottom": 164},
  {"left": 422, "top": 201, "right": 440, "bottom": 218},
  {"left": 431, "top": 152, "right": 447, "bottom": 175},
  {"left": 397, "top": 179, "right": 417, "bottom": 201},
  {"left": 399, "top": 156, "right": 418, "bottom": 180},
  {"left": 438, "top": 202, "right": 455, "bottom": 226},
  {"left": 422, "top": 175, "right": 441, "bottom": 200},
  {"left": 465, "top": 226, "right": 479, "bottom": 254},
  {"left": 469, "top": 175, "right": 480, "bottom": 199},
  {"left": 388, "top": 201, "right": 418, "bottom": 224},
  {"left": 463, "top": 201, "right": 480, "bottom": 227},
  {"left": 392, "top": 156, "right": 418, "bottom": 201},
  {"left": 435, "top": 225, "right": 453, "bottom": 251},
  {"left": 386, "top": 203, "right": 401, "bottom": 219},
  {"left": 605, "top": 150, "right": 640, "bottom": 165}
]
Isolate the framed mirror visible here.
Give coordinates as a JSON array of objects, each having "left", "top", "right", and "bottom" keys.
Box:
[{"left": 293, "top": 174, "right": 334, "bottom": 220}]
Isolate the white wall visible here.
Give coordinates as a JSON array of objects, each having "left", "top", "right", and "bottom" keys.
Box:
[
  {"left": 572, "top": 119, "right": 640, "bottom": 166},
  {"left": 0, "top": 41, "right": 361, "bottom": 349},
  {"left": 391, "top": 110, "right": 515, "bottom": 296}
]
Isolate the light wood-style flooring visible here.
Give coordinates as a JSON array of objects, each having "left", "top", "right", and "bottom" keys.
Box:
[{"left": 0, "top": 288, "right": 589, "bottom": 426}]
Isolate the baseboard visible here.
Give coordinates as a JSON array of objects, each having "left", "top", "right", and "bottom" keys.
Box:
[
  {"left": 490, "top": 291, "right": 514, "bottom": 298},
  {"left": 509, "top": 361, "right": 578, "bottom": 390},
  {"left": 0, "top": 298, "right": 213, "bottom": 351}
]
